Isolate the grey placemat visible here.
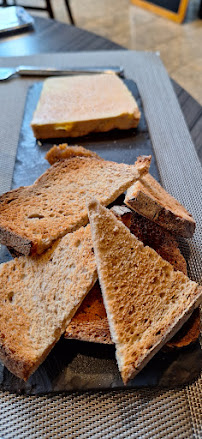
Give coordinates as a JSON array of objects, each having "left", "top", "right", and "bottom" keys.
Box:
[{"left": 0, "top": 51, "right": 201, "bottom": 439}]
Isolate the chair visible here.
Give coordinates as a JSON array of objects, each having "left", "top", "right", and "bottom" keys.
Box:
[{"left": 0, "top": 0, "right": 75, "bottom": 25}]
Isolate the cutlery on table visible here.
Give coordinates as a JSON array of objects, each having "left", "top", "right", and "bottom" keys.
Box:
[{"left": 0, "top": 65, "right": 124, "bottom": 81}]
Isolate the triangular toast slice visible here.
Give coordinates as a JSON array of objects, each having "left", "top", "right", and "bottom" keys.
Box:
[
  {"left": 0, "top": 225, "right": 97, "bottom": 380},
  {"left": 0, "top": 155, "right": 150, "bottom": 256},
  {"left": 65, "top": 284, "right": 200, "bottom": 349},
  {"left": 125, "top": 174, "right": 195, "bottom": 237},
  {"left": 87, "top": 199, "right": 201, "bottom": 384},
  {"left": 65, "top": 206, "right": 197, "bottom": 348}
]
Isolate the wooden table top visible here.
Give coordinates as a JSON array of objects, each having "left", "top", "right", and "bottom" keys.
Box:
[{"left": 0, "top": 16, "right": 201, "bottom": 162}]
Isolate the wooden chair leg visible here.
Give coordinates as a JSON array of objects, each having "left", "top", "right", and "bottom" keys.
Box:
[
  {"left": 46, "top": 0, "right": 54, "bottom": 19},
  {"left": 64, "top": 0, "right": 75, "bottom": 25}
]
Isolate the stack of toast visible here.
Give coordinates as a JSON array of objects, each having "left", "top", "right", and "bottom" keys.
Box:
[{"left": 0, "top": 143, "right": 201, "bottom": 384}]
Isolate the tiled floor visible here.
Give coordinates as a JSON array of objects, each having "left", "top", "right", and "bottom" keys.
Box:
[{"left": 32, "top": 0, "right": 202, "bottom": 104}]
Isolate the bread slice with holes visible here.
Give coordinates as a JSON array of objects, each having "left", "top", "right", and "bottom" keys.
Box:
[
  {"left": 65, "top": 205, "right": 191, "bottom": 346},
  {"left": 125, "top": 174, "right": 196, "bottom": 238},
  {"left": 65, "top": 206, "right": 200, "bottom": 349},
  {"left": 65, "top": 283, "right": 200, "bottom": 349},
  {"left": 31, "top": 74, "right": 141, "bottom": 139},
  {"left": 0, "top": 224, "right": 97, "bottom": 380},
  {"left": 87, "top": 199, "right": 202, "bottom": 384},
  {"left": 45, "top": 144, "right": 101, "bottom": 165},
  {"left": 0, "top": 155, "right": 150, "bottom": 256}
]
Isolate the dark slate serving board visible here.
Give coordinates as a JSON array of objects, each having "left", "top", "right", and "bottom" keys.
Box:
[
  {"left": 0, "top": 79, "right": 201, "bottom": 395},
  {"left": 12, "top": 79, "right": 159, "bottom": 189}
]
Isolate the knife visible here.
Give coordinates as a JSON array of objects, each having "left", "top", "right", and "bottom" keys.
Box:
[{"left": 0, "top": 65, "right": 124, "bottom": 81}]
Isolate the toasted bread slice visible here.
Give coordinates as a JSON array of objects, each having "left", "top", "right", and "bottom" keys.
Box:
[
  {"left": 45, "top": 144, "right": 101, "bottom": 165},
  {"left": 111, "top": 206, "right": 188, "bottom": 274},
  {"left": 66, "top": 206, "right": 199, "bottom": 347},
  {"left": 0, "top": 225, "right": 97, "bottom": 380},
  {"left": 0, "top": 155, "right": 150, "bottom": 255},
  {"left": 125, "top": 174, "right": 196, "bottom": 238},
  {"left": 31, "top": 74, "right": 141, "bottom": 139},
  {"left": 165, "top": 308, "right": 200, "bottom": 349},
  {"left": 65, "top": 281, "right": 112, "bottom": 344},
  {"left": 65, "top": 283, "right": 200, "bottom": 349},
  {"left": 87, "top": 199, "right": 201, "bottom": 384},
  {"left": 8, "top": 204, "right": 199, "bottom": 350}
]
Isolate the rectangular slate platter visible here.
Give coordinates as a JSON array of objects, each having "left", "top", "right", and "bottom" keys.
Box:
[{"left": 0, "top": 79, "right": 201, "bottom": 395}]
